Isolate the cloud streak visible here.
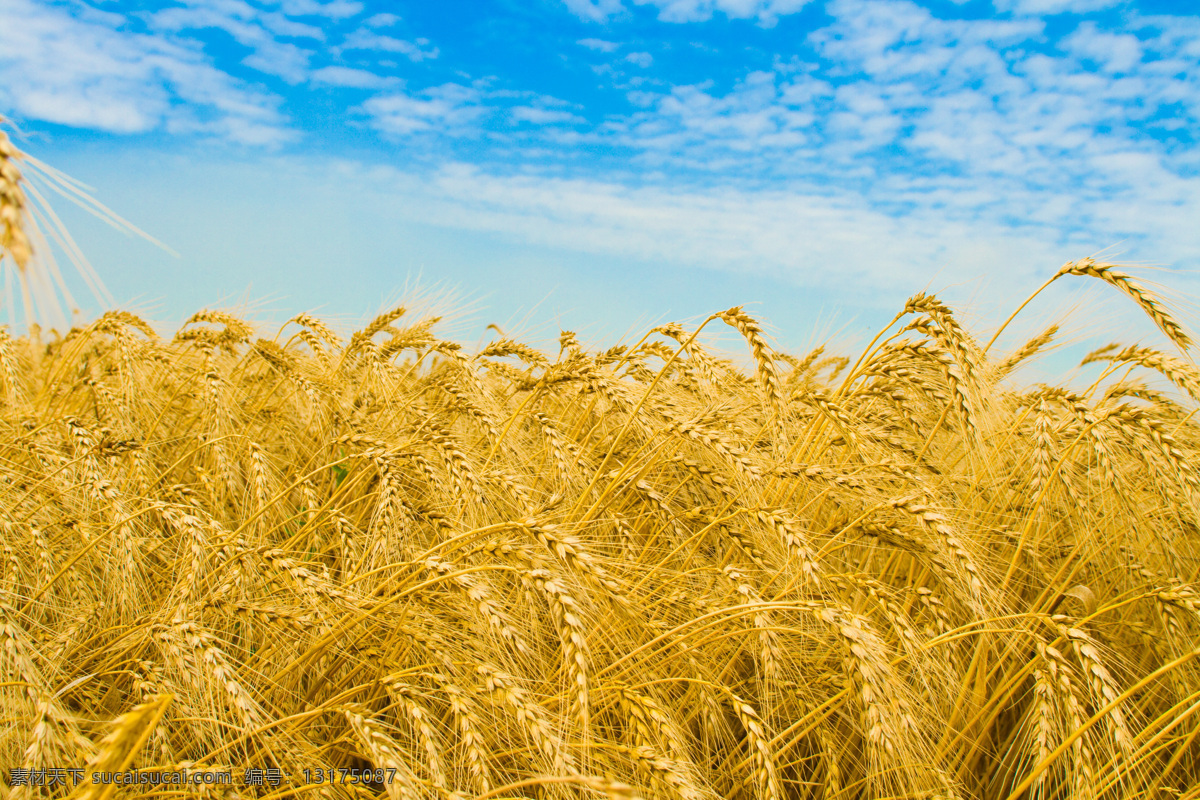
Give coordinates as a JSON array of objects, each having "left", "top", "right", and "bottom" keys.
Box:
[
  {"left": 0, "top": 0, "right": 291, "bottom": 143},
  {"left": 327, "top": 158, "right": 1198, "bottom": 310},
  {"left": 563, "top": 0, "right": 815, "bottom": 25}
]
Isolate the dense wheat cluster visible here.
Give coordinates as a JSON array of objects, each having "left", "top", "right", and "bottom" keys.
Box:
[
  {"left": 0, "top": 265, "right": 1198, "bottom": 800},
  {"left": 3, "top": 126, "right": 1200, "bottom": 800}
]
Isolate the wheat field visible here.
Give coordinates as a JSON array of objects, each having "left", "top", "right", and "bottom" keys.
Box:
[{"left": 2, "top": 124, "right": 1200, "bottom": 800}]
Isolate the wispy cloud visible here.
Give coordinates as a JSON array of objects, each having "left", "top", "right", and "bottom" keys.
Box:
[
  {"left": 4, "top": 0, "right": 1198, "bottom": 309},
  {"left": 150, "top": 2, "right": 324, "bottom": 83},
  {"left": 564, "top": 0, "right": 815, "bottom": 25},
  {"left": 578, "top": 37, "right": 620, "bottom": 52},
  {"left": 360, "top": 83, "right": 485, "bottom": 136},
  {"left": 339, "top": 29, "right": 438, "bottom": 61},
  {"left": 0, "top": 0, "right": 291, "bottom": 144},
  {"left": 510, "top": 106, "right": 586, "bottom": 125},
  {"left": 278, "top": 0, "right": 363, "bottom": 17},
  {"left": 329, "top": 159, "right": 1177, "bottom": 308},
  {"left": 562, "top": 0, "right": 625, "bottom": 23},
  {"left": 568, "top": 0, "right": 1200, "bottom": 267},
  {"left": 311, "top": 65, "right": 397, "bottom": 88},
  {"left": 364, "top": 12, "right": 400, "bottom": 27},
  {"left": 993, "top": 0, "right": 1121, "bottom": 15}
]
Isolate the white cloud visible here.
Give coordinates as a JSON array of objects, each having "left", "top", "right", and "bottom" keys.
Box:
[
  {"left": 563, "top": 0, "right": 625, "bottom": 22},
  {"left": 1063, "top": 22, "right": 1142, "bottom": 73},
  {"left": 578, "top": 38, "right": 620, "bottom": 52},
  {"left": 361, "top": 84, "right": 485, "bottom": 136},
  {"left": 993, "top": 0, "right": 1121, "bottom": 15},
  {"left": 339, "top": 29, "right": 439, "bottom": 61},
  {"left": 331, "top": 160, "right": 1193, "bottom": 305},
  {"left": 0, "top": 0, "right": 290, "bottom": 144},
  {"left": 605, "top": 70, "right": 821, "bottom": 159},
  {"left": 564, "top": 0, "right": 814, "bottom": 25},
  {"left": 365, "top": 12, "right": 400, "bottom": 27},
  {"left": 241, "top": 41, "right": 313, "bottom": 83},
  {"left": 311, "top": 65, "right": 397, "bottom": 88},
  {"left": 603, "top": 0, "right": 1198, "bottom": 192},
  {"left": 150, "top": 2, "right": 325, "bottom": 83},
  {"left": 278, "top": 0, "right": 363, "bottom": 17},
  {"left": 574, "top": 0, "right": 1200, "bottom": 288},
  {"left": 5, "top": 0, "right": 1197, "bottom": 305},
  {"left": 150, "top": 3, "right": 326, "bottom": 42},
  {"left": 637, "top": 0, "right": 814, "bottom": 25},
  {"left": 510, "top": 106, "right": 586, "bottom": 125}
]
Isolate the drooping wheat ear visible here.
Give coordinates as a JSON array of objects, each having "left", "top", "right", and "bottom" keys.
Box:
[
  {"left": 1056, "top": 258, "right": 1194, "bottom": 352},
  {"left": 381, "top": 317, "right": 443, "bottom": 361},
  {"left": 534, "top": 410, "right": 578, "bottom": 485},
  {"left": 817, "top": 729, "right": 843, "bottom": 800},
  {"left": 717, "top": 521, "right": 770, "bottom": 571},
  {"left": 440, "top": 377, "right": 502, "bottom": 443},
  {"left": 158, "top": 505, "right": 213, "bottom": 607},
  {"left": 479, "top": 336, "right": 550, "bottom": 366},
  {"left": 164, "top": 615, "right": 266, "bottom": 730},
  {"left": 804, "top": 387, "right": 861, "bottom": 447},
  {"left": 623, "top": 745, "right": 710, "bottom": 800},
  {"left": 653, "top": 322, "right": 723, "bottom": 389},
  {"left": 246, "top": 440, "right": 275, "bottom": 517},
  {"left": 12, "top": 700, "right": 57, "bottom": 800},
  {"left": 370, "top": 454, "right": 408, "bottom": 539},
  {"left": 0, "top": 124, "right": 33, "bottom": 271},
  {"left": 427, "top": 427, "right": 484, "bottom": 505},
  {"left": 1051, "top": 390, "right": 1120, "bottom": 488},
  {"left": 73, "top": 695, "right": 172, "bottom": 800},
  {"left": 254, "top": 338, "right": 321, "bottom": 404},
  {"left": 344, "top": 305, "right": 406, "bottom": 364},
  {"left": 1109, "top": 405, "right": 1200, "bottom": 500},
  {"left": 619, "top": 686, "right": 691, "bottom": 765},
  {"left": 424, "top": 556, "right": 532, "bottom": 657},
  {"left": 529, "top": 567, "right": 591, "bottom": 734},
  {"left": 289, "top": 312, "right": 342, "bottom": 349},
  {"left": 476, "top": 663, "right": 577, "bottom": 775},
  {"left": 1035, "top": 641, "right": 1097, "bottom": 799},
  {"left": 822, "top": 606, "right": 913, "bottom": 764},
  {"left": 665, "top": 411, "right": 763, "bottom": 478},
  {"left": 343, "top": 708, "right": 424, "bottom": 800},
  {"left": 890, "top": 496, "right": 988, "bottom": 612},
  {"left": 723, "top": 566, "right": 783, "bottom": 690},
  {"left": 1029, "top": 662, "right": 1059, "bottom": 794},
  {"left": 430, "top": 672, "right": 494, "bottom": 795},
  {"left": 1057, "top": 623, "right": 1136, "bottom": 757},
  {"left": 996, "top": 324, "right": 1059, "bottom": 379},
  {"left": 382, "top": 679, "right": 451, "bottom": 793},
  {"left": 0, "top": 324, "right": 20, "bottom": 403},
  {"left": 1083, "top": 345, "right": 1200, "bottom": 404},
  {"left": 728, "top": 692, "right": 782, "bottom": 800},
  {"left": 520, "top": 517, "right": 628, "bottom": 605},
  {"left": 1029, "top": 395, "right": 1056, "bottom": 495},
  {"left": 719, "top": 307, "right": 785, "bottom": 423},
  {"left": 753, "top": 510, "right": 820, "bottom": 585},
  {"left": 260, "top": 547, "right": 366, "bottom": 609},
  {"left": 837, "top": 574, "right": 923, "bottom": 658},
  {"left": 175, "top": 309, "right": 254, "bottom": 348}
]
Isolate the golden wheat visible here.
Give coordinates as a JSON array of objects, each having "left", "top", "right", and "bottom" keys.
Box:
[{"left": 0, "top": 245, "right": 1197, "bottom": 800}]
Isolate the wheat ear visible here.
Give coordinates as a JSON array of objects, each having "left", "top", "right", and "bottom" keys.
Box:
[
  {"left": 0, "top": 123, "right": 33, "bottom": 271},
  {"left": 1056, "top": 259, "right": 1193, "bottom": 352},
  {"left": 71, "top": 695, "right": 173, "bottom": 800}
]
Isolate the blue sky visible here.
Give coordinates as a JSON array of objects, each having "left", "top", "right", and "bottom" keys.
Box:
[{"left": 1, "top": 0, "right": 1198, "bottom": 352}]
